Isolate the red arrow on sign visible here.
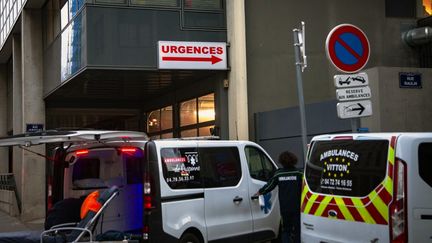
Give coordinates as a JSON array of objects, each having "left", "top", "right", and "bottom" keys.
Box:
[{"left": 162, "top": 55, "right": 222, "bottom": 64}]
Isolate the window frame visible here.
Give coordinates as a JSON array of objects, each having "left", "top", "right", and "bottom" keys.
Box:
[{"left": 244, "top": 145, "right": 276, "bottom": 182}]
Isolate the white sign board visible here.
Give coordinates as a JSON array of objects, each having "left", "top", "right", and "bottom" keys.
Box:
[
  {"left": 337, "top": 100, "right": 372, "bottom": 119},
  {"left": 336, "top": 86, "right": 371, "bottom": 102},
  {"left": 158, "top": 41, "right": 227, "bottom": 70},
  {"left": 334, "top": 73, "right": 369, "bottom": 88}
]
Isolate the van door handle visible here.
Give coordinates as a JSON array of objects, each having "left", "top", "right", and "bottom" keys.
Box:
[
  {"left": 251, "top": 195, "right": 259, "bottom": 200},
  {"left": 233, "top": 196, "right": 243, "bottom": 203}
]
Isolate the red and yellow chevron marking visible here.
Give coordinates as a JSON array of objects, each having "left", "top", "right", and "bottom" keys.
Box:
[{"left": 301, "top": 136, "right": 396, "bottom": 225}]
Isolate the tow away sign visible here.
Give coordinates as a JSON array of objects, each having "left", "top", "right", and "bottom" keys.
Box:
[
  {"left": 334, "top": 73, "right": 368, "bottom": 88},
  {"left": 158, "top": 41, "right": 227, "bottom": 70}
]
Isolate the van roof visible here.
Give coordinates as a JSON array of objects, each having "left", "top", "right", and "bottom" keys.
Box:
[
  {"left": 152, "top": 139, "right": 256, "bottom": 145},
  {"left": 311, "top": 132, "right": 432, "bottom": 141}
]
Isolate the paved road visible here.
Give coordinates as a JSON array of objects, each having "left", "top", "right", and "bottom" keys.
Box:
[{"left": 0, "top": 210, "right": 44, "bottom": 233}]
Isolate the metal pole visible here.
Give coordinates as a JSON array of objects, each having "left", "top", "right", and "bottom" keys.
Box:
[
  {"left": 350, "top": 118, "right": 360, "bottom": 133},
  {"left": 293, "top": 29, "right": 308, "bottom": 162}
]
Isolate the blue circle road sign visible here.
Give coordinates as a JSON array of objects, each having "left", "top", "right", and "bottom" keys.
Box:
[{"left": 326, "top": 24, "right": 370, "bottom": 73}]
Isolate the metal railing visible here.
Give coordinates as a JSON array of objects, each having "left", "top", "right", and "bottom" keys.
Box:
[{"left": 0, "top": 173, "right": 21, "bottom": 213}]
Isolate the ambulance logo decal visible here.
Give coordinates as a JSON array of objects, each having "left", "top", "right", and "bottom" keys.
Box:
[{"left": 261, "top": 193, "right": 273, "bottom": 214}]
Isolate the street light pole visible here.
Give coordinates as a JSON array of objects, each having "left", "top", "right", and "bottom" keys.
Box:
[{"left": 293, "top": 22, "right": 308, "bottom": 162}]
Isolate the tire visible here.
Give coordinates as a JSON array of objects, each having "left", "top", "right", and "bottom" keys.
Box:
[
  {"left": 271, "top": 223, "right": 283, "bottom": 243},
  {"left": 179, "top": 232, "right": 201, "bottom": 243}
]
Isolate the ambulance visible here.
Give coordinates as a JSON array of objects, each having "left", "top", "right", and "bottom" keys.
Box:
[
  {"left": 0, "top": 130, "right": 281, "bottom": 243},
  {"left": 301, "top": 133, "right": 432, "bottom": 243}
]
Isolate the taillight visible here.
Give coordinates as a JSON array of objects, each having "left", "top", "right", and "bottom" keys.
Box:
[
  {"left": 47, "top": 177, "right": 53, "bottom": 210},
  {"left": 332, "top": 136, "right": 353, "bottom": 140},
  {"left": 120, "top": 147, "right": 137, "bottom": 154},
  {"left": 144, "top": 196, "right": 152, "bottom": 209},
  {"left": 76, "top": 149, "right": 89, "bottom": 156},
  {"left": 390, "top": 158, "right": 408, "bottom": 243}
]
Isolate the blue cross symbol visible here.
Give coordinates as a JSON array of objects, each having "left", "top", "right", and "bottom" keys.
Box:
[{"left": 261, "top": 193, "right": 272, "bottom": 214}]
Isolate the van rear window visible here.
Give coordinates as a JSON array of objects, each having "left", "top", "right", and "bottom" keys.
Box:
[
  {"left": 419, "top": 143, "right": 432, "bottom": 188},
  {"left": 306, "top": 140, "right": 388, "bottom": 197}
]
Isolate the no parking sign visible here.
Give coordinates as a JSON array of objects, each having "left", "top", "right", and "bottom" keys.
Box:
[{"left": 326, "top": 24, "right": 370, "bottom": 73}]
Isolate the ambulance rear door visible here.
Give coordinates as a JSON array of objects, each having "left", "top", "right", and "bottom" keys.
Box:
[
  {"left": 396, "top": 134, "right": 432, "bottom": 242},
  {"left": 302, "top": 135, "right": 392, "bottom": 242}
]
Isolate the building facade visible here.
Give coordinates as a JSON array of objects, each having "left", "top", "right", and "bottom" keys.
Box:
[{"left": 0, "top": 0, "right": 431, "bottom": 220}]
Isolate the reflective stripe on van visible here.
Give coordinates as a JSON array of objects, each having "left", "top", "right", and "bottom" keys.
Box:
[{"left": 301, "top": 136, "right": 397, "bottom": 225}]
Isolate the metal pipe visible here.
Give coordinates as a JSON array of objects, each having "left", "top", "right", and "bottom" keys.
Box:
[{"left": 403, "top": 27, "right": 432, "bottom": 46}]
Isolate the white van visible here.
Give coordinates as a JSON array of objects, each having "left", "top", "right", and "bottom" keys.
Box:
[
  {"left": 301, "top": 133, "right": 432, "bottom": 243},
  {"left": 0, "top": 130, "right": 281, "bottom": 243}
]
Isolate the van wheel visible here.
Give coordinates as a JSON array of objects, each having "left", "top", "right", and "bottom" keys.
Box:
[{"left": 179, "top": 232, "right": 201, "bottom": 243}]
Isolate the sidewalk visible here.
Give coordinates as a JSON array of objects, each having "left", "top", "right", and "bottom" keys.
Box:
[{"left": 0, "top": 210, "right": 44, "bottom": 233}]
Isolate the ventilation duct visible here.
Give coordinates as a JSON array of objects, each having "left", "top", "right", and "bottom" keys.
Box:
[{"left": 402, "top": 26, "right": 432, "bottom": 46}]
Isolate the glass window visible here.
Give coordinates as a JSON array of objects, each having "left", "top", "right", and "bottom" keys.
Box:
[
  {"left": 385, "top": 0, "right": 415, "bottom": 17},
  {"left": 200, "top": 147, "right": 241, "bottom": 188},
  {"left": 180, "top": 98, "right": 197, "bottom": 127},
  {"left": 424, "top": 0, "right": 432, "bottom": 15},
  {"left": 198, "top": 93, "right": 215, "bottom": 123},
  {"left": 161, "top": 147, "right": 201, "bottom": 189},
  {"left": 147, "top": 109, "right": 160, "bottom": 133},
  {"left": 147, "top": 105, "right": 173, "bottom": 137},
  {"left": 419, "top": 143, "right": 432, "bottom": 187},
  {"left": 161, "top": 106, "right": 173, "bottom": 130},
  {"left": 245, "top": 146, "right": 276, "bottom": 181},
  {"left": 150, "top": 134, "right": 160, "bottom": 140},
  {"left": 199, "top": 125, "right": 214, "bottom": 136},
  {"left": 60, "top": 1, "right": 68, "bottom": 30},
  {"left": 184, "top": 0, "right": 222, "bottom": 10},
  {"left": 72, "top": 158, "right": 100, "bottom": 182},
  {"left": 161, "top": 132, "right": 173, "bottom": 139},
  {"left": 95, "top": 0, "right": 127, "bottom": 4},
  {"left": 131, "top": 0, "right": 177, "bottom": 7},
  {"left": 306, "top": 140, "right": 388, "bottom": 197},
  {"left": 181, "top": 128, "right": 197, "bottom": 138}
]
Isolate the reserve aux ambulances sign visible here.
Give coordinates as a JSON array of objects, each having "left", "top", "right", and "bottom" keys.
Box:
[{"left": 158, "top": 41, "right": 227, "bottom": 70}]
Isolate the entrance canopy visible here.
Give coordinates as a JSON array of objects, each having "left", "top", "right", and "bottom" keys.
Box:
[{"left": 45, "top": 69, "right": 221, "bottom": 109}]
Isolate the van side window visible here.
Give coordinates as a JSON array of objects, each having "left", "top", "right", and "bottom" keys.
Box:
[
  {"left": 161, "top": 147, "right": 202, "bottom": 189},
  {"left": 419, "top": 143, "right": 432, "bottom": 187},
  {"left": 245, "top": 146, "right": 276, "bottom": 181},
  {"left": 200, "top": 147, "right": 242, "bottom": 188}
]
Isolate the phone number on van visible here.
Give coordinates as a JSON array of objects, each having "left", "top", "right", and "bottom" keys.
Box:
[{"left": 321, "top": 178, "right": 353, "bottom": 191}]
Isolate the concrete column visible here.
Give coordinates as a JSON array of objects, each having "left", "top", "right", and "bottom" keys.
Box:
[
  {"left": 12, "top": 34, "right": 24, "bottom": 206},
  {"left": 226, "top": 0, "right": 249, "bottom": 140},
  {"left": 19, "top": 9, "right": 46, "bottom": 221},
  {"left": 0, "top": 64, "right": 7, "bottom": 173}
]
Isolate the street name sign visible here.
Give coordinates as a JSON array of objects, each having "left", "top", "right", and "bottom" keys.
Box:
[
  {"left": 399, "top": 72, "right": 422, "bottom": 89},
  {"left": 336, "top": 86, "right": 371, "bottom": 101},
  {"left": 158, "top": 41, "right": 227, "bottom": 70},
  {"left": 337, "top": 100, "right": 372, "bottom": 119},
  {"left": 326, "top": 24, "right": 370, "bottom": 73},
  {"left": 334, "top": 73, "right": 369, "bottom": 88}
]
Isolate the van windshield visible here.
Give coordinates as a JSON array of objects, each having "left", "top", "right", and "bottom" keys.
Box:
[{"left": 305, "top": 139, "right": 388, "bottom": 197}]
